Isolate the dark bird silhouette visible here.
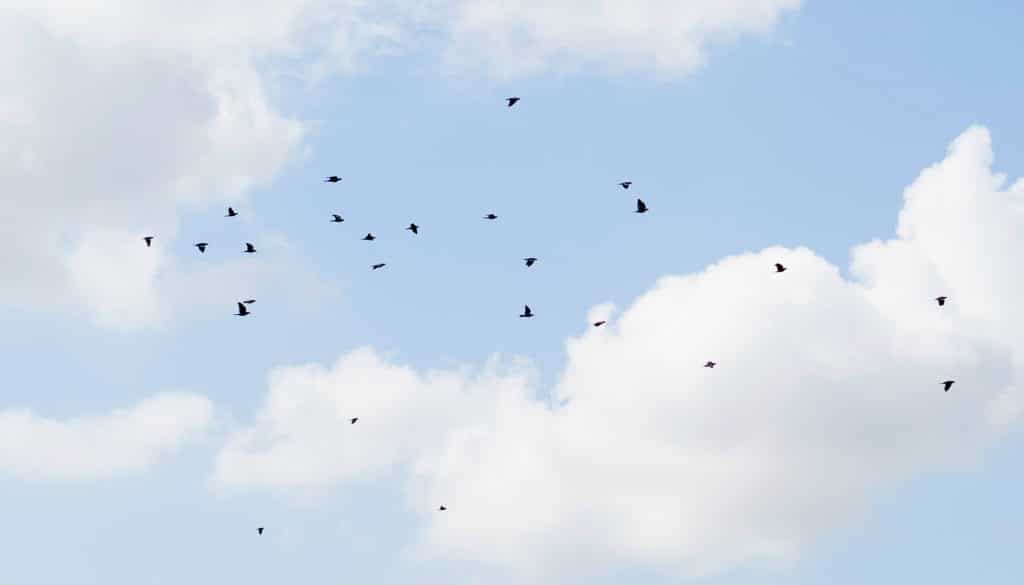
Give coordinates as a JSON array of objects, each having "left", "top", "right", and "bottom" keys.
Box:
[
  {"left": 438, "top": 505, "right": 447, "bottom": 511},
  {"left": 195, "top": 242, "right": 209, "bottom": 253},
  {"left": 331, "top": 214, "right": 344, "bottom": 223},
  {"left": 484, "top": 213, "right": 498, "bottom": 220},
  {"left": 225, "top": 207, "right": 238, "bottom": 217},
  {"left": 506, "top": 97, "right": 520, "bottom": 107},
  {"left": 243, "top": 299, "right": 256, "bottom": 304},
  {"left": 593, "top": 320, "right": 606, "bottom": 327},
  {"left": 243, "top": 242, "right": 256, "bottom": 253},
  {"left": 619, "top": 181, "right": 632, "bottom": 189},
  {"left": 406, "top": 223, "right": 419, "bottom": 234},
  {"left": 635, "top": 199, "right": 648, "bottom": 213},
  {"left": 936, "top": 296, "right": 948, "bottom": 306},
  {"left": 324, "top": 176, "right": 342, "bottom": 183},
  {"left": 775, "top": 263, "right": 787, "bottom": 273},
  {"left": 350, "top": 417, "right": 359, "bottom": 424},
  {"left": 704, "top": 361, "right": 716, "bottom": 369},
  {"left": 524, "top": 257, "right": 537, "bottom": 267},
  {"left": 143, "top": 236, "right": 154, "bottom": 247},
  {"left": 362, "top": 233, "right": 376, "bottom": 241},
  {"left": 235, "top": 302, "right": 250, "bottom": 317},
  {"left": 520, "top": 305, "right": 534, "bottom": 318},
  {"left": 372, "top": 263, "right": 386, "bottom": 270},
  {"left": 257, "top": 527, "right": 264, "bottom": 535},
  {"left": 942, "top": 380, "right": 955, "bottom": 392}
]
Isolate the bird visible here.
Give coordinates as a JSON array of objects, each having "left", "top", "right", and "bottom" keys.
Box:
[
  {"left": 406, "top": 223, "right": 419, "bottom": 234},
  {"left": 324, "top": 176, "right": 342, "bottom": 183},
  {"left": 942, "top": 380, "right": 955, "bottom": 392},
  {"left": 619, "top": 181, "right": 632, "bottom": 189},
  {"left": 593, "top": 320, "right": 606, "bottom": 327},
  {"left": 484, "top": 213, "right": 498, "bottom": 220},
  {"left": 257, "top": 527, "right": 264, "bottom": 535},
  {"left": 524, "top": 257, "right": 537, "bottom": 267},
  {"left": 362, "top": 233, "right": 376, "bottom": 241},
  {"left": 331, "top": 214, "right": 344, "bottom": 223},
  {"left": 775, "top": 263, "right": 787, "bottom": 273},
  {"left": 243, "top": 299, "right": 256, "bottom": 304},
  {"left": 371, "top": 263, "right": 386, "bottom": 270},
  {"left": 438, "top": 505, "right": 447, "bottom": 511},
  {"left": 195, "top": 242, "right": 209, "bottom": 253},
  {"left": 350, "top": 417, "right": 359, "bottom": 424},
  {"left": 225, "top": 207, "right": 238, "bottom": 217},
  {"left": 143, "top": 236, "right": 154, "bottom": 247},
  {"left": 235, "top": 302, "right": 250, "bottom": 317},
  {"left": 635, "top": 199, "right": 648, "bottom": 213},
  {"left": 520, "top": 305, "right": 534, "bottom": 318},
  {"left": 506, "top": 97, "right": 520, "bottom": 107},
  {"left": 243, "top": 242, "right": 256, "bottom": 254},
  {"left": 936, "top": 296, "right": 948, "bottom": 306},
  {"left": 704, "top": 361, "right": 716, "bottom": 369}
]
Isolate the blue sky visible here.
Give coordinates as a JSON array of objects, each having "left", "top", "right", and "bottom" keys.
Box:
[{"left": 2, "top": 1, "right": 1024, "bottom": 583}]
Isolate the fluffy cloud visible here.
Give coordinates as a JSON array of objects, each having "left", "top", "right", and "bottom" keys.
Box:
[
  {"left": 0, "top": 393, "right": 213, "bottom": 481},
  {"left": 212, "top": 126, "right": 1024, "bottom": 578}
]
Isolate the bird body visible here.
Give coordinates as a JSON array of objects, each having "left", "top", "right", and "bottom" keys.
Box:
[
  {"left": 438, "top": 505, "right": 447, "bottom": 511},
  {"left": 936, "top": 296, "right": 948, "bottom": 306},
  {"left": 593, "top": 320, "right": 606, "bottom": 327},
  {"left": 942, "top": 380, "right": 955, "bottom": 392},
  {"left": 244, "top": 242, "right": 256, "bottom": 253},
  {"left": 619, "top": 181, "right": 632, "bottom": 189},
  {"left": 775, "top": 263, "right": 787, "bottom": 273},
  {"left": 350, "top": 417, "right": 358, "bottom": 424},
  {"left": 372, "top": 263, "right": 386, "bottom": 270},
  {"left": 362, "top": 233, "right": 376, "bottom": 241},
  {"left": 225, "top": 207, "right": 238, "bottom": 217},
  {"left": 257, "top": 527, "right": 264, "bottom": 535},
  {"left": 407, "top": 223, "right": 419, "bottom": 234},
  {"left": 331, "top": 214, "right": 344, "bottom": 223},
  {"left": 520, "top": 305, "right": 534, "bottom": 318},
  {"left": 143, "top": 236, "right": 154, "bottom": 247},
  {"left": 524, "top": 257, "right": 537, "bottom": 267},
  {"left": 484, "top": 213, "right": 498, "bottom": 220},
  {"left": 195, "top": 242, "right": 208, "bottom": 253},
  {"left": 235, "top": 302, "right": 250, "bottom": 316},
  {"left": 324, "top": 176, "right": 342, "bottom": 183},
  {"left": 704, "top": 361, "right": 716, "bottom": 368},
  {"left": 506, "top": 97, "right": 520, "bottom": 107},
  {"left": 635, "top": 199, "right": 648, "bottom": 213}
]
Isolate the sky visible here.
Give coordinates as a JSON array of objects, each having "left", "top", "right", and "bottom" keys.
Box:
[{"left": 1, "top": 1, "right": 1023, "bottom": 583}]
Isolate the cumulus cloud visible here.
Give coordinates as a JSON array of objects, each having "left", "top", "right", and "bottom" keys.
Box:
[
  {"left": 0, "top": 393, "right": 213, "bottom": 481},
  {"left": 212, "top": 126, "right": 1024, "bottom": 578}
]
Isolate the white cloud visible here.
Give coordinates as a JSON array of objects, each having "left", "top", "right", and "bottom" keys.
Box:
[
  {"left": 212, "top": 126, "right": 1024, "bottom": 578},
  {"left": 0, "top": 393, "right": 213, "bottom": 481}
]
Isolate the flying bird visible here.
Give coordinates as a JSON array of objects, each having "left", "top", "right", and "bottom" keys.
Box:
[
  {"left": 243, "top": 299, "right": 256, "bottom": 304},
  {"left": 243, "top": 242, "right": 256, "bottom": 254},
  {"left": 619, "top": 181, "right": 632, "bottom": 189},
  {"left": 143, "top": 236, "right": 154, "bottom": 247},
  {"left": 936, "top": 296, "right": 948, "bottom": 306},
  {"left": 235, "top": 302, "right": 250, "bottom": 317},
  {"left": 195, "top": 242, "right": 209, "bottom": 253},
  {"left": 704, "top": 361, "right": 717, "bottom": 369},
  {"left": 524, "top": 257, "right": 537, "bottom": 267},
  {"left": 257, "top": 527, "right": 264, "bottom": 535},
  {"left": 942, "top": 380, "right": 955, "bottom": 392},
  {"left": 362, "top": 233, "right": 376, "bottom": 241},
  {"left": 775, "top": 263, "right": 787, "bottom": 273},
  {"left": 350, "top": 417, "right": 359, "bottom": 424},
  {"left": 506, "top": 97, "right": 520, "bottom": 107},
  {"left": 593, "top": 320, "right": 606, "bottom": 327},
  {"left": 438, "top": 505, "right": 447, "bottom": 511},
  {"left": 324, "top": 176, "right": 342, "bottom": 183},
  {"left": 331, "top": 214, "right": 344, "bottom": 223},
  {"left": 484, "top": 213, "right": 498, "bottom": 220},
  {"left": 372, "top": 263, "right": 386, "bottom": 270},
  {"left": 635, "top": 199, "right": 648, "bottom": 213},
  {"left": 406, "top": 223, "right": 419, "bottom": 234},
  {"left": 520, "top": 305, "right": 534, "bottom": 318},
  {"left": 225, "top": 207, "right": 238, "bottom": 217}
]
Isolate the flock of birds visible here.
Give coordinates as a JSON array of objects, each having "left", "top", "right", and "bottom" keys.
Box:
[{"left": 138, "top": 96, "right": 958, "bottom": 536}]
